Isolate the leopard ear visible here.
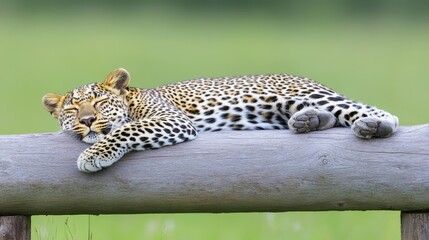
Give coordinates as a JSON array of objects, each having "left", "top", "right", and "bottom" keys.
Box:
[
  {"left": 42, "top": 93, "right": 64, "bottom": 118},
  {"left": 103, "top": 68, "right": 130, "bottom": 92}
]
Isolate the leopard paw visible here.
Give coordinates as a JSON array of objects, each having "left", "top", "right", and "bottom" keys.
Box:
[
  {"left": 77, "top": 149, "right": 105, "bottom": 173},
  {"left": 288, "top": 109, "right": 337, "bottom": 134},
  {"left": 77, "top": 147, "right": 124, "bottom": 173},
  {"left": 352, "top": 117, "right": 398, "bottom": 139}
]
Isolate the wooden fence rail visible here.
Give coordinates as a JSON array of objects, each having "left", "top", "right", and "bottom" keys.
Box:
[{"left": 0, "top": 124, "right": 428, "bottom": 239}]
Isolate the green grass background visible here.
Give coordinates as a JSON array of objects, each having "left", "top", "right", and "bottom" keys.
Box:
[{"left": 1, "top": 8, "right": 428, "bottom": 240}]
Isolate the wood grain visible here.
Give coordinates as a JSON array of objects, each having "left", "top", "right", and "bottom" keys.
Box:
[
  {"left": 401, "top": 212, "right": 429, "bottom": 240},
  {"left": 0, "top": 125, "right": 428, "bottom": 215},
  {"left": 0, "top": 216, "right": 30, "bottom": 240}
]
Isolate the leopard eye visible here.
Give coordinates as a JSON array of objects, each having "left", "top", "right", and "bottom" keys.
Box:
[
  {"left": 64, "top": 106, "right": 78, "bottom": 113},
  {"left": 94, "top": 98, "right": 109, "bottom": 107}
]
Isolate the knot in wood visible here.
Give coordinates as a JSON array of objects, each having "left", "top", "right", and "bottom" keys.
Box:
[{"left": 316, "top": 151, "right": 335, "bottom": 167}]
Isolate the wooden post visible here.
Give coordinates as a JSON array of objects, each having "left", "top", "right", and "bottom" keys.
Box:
[
  {"left": 0, "top": 216, "right": 30, "bottom": 240},
  {"left": 401, "top": 212, "right": 429, "bottom": 240}
]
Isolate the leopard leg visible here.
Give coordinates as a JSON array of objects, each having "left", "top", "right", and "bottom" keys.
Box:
[
  {"left": 288, "top": 108, "right": 338, "bottom": 134},
  {"left": 77, "top": 137, "right": 128, "bottom": 173},
  {"left": 352, "top": 115, "right": 398, "bottom": 139},
  {"left": 77, "top": 115, "right": 198, "bottom": 173}
]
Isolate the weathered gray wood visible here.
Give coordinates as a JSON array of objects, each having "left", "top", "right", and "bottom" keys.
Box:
[
  {"left": 401, "top": 212, "right": 429, "bottom": 240},
  {"left": 0, "top": 216, "right": 30, "bottom": 240},
  {"left": 0, "top": 125, "right": 428, "bottom": 215}
]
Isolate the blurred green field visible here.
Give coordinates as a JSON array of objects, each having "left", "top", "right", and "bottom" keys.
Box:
[
  {"left": 32, "top": 212, "right": 399, "bottom": 240},
  {"left": 1, "top": 8, "right": 428, "bottom": 240}
]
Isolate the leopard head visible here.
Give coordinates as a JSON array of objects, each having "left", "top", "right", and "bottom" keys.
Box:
[{"left": 42, "top": 68, "right": 131, "bottom": 143}]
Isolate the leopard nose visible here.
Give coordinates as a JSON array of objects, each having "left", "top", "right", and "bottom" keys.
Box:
[{"left": 80, "top": 117, "right": 96, "bottom": 127}]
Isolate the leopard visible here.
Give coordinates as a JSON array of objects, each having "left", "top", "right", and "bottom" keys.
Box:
[{"left": 42, "top": 68, "right": 398, "bottom": 173}]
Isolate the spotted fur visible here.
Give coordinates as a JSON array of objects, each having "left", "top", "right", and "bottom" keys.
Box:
[{"left": 42, "top": 68, "right": 398, "bottom": 172}]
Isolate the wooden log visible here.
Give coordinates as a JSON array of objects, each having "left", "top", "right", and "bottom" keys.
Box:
[
  {"left": 401, "top": 212, "right": 429, "bottom": 240},
  {"left": 0, "top": 124, "right": 428, "bottom": 215},
  {"left": 0, "top": 216, "right": 30, "bottom": 240}
]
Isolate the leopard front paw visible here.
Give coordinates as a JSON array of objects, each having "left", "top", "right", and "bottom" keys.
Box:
[
  {"left": 77, "top": 147, "right": 123, "bottom": 173},
  {"left": 77, "top": 149, "right": 105, "bottom": 173}
]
